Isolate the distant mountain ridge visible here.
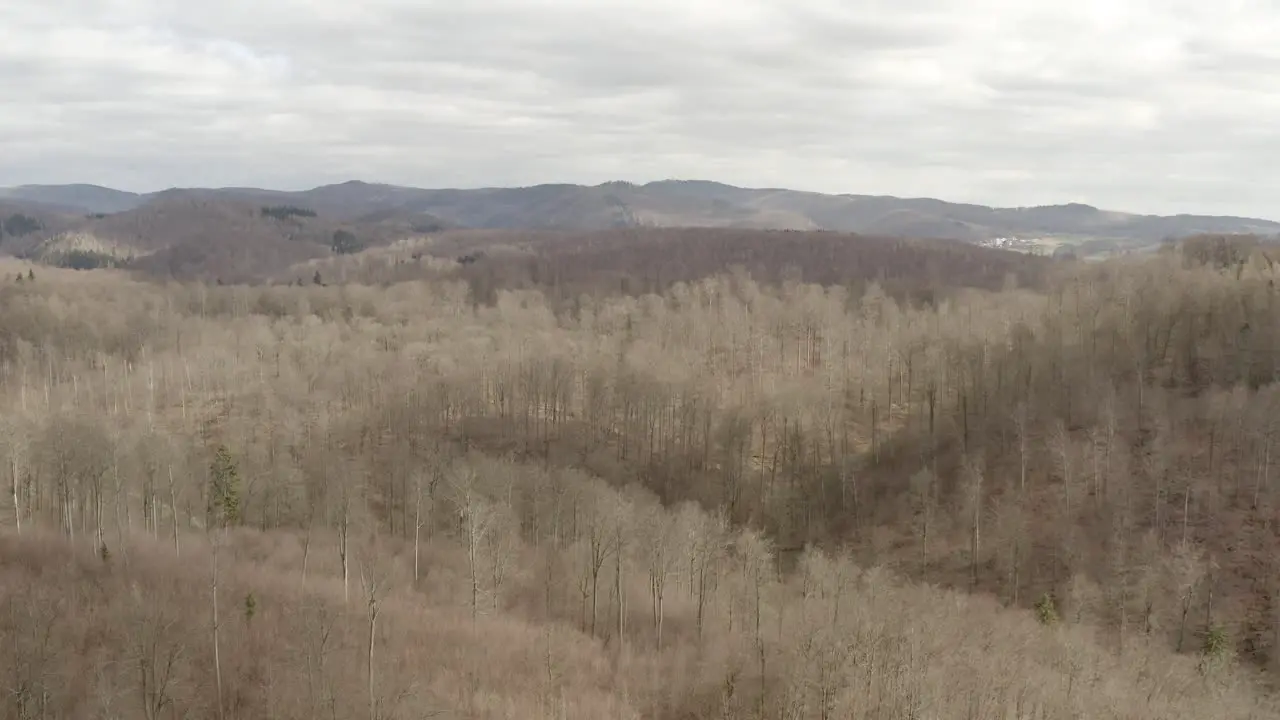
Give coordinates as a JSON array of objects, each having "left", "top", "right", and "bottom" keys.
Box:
[
  {"left": 3, "top": 179, "right": 1277, "bottom": 249},
  {"left": 0, "top": 184, "right": 143, "bottom": 214},
  {"left": 0, "top": 179, "right": 1276, "bottom": 279}
]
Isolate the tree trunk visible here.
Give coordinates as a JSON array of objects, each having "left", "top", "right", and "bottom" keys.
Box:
[
  {"left": 168, "top": 464, "right": 180, "bottom": 557},
  {"left": 10, "top": 456, "right": 19, "bottom": 535},
  {"left": 367, "top": 589, "right": 379, "bottom": 720},
  {"left": 615, "top": 526, "right": 624, "bottom": 651},
  {"left": 696, "top": 562, "right": 707, "bottom": 640},
  {"left": 590, "top": 566, "right": 600, "bottom": 635},
  {"left": 301, "top": 523, "right": 312, "bottom": 588},
  {"left": 340, "top": 506, "right": 350, "bottom": 605},
  {"left": 212, "top": 532, "right": 225, "bottom": 720},
  {"left": 413, "top": 486, "right": 422, "bottom": 587}
]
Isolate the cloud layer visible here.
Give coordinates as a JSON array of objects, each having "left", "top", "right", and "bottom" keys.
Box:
[{"left": 4, "top": 0, "right": 1280, "bottom": 216}]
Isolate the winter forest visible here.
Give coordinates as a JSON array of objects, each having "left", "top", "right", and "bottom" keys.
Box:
[{"left": 3, "top": 230, "right": 1280, "bottom": 719}]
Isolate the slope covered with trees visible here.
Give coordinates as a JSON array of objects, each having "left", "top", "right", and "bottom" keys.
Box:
[
  {"left": 0, "top": 237, "right": 1278, "bottom": 718},
  {"left": 7, "top": 179, "right": 1280, "bottom": 252},
  {"left": 288, "top": 226, "right": 1050, "bottom": 306}
]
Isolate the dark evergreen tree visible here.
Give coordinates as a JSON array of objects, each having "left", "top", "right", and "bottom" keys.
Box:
[
  {"left": 331, "top": 230, "right": 364, "bottom": 255},
  {"left": 208, "top": 444, "right": 242, "bottom": 528}
]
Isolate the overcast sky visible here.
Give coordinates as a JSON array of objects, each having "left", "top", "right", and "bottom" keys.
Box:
[{"left": 3, "top": 0, "right": 1280, "bottom": 216}]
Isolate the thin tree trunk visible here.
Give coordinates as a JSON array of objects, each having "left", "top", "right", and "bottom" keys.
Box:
[
  {"left": 168, "top": 464, "right": 180, "bottom": 557},
  {"left": 467, "top": 513, "right": 480, "bottom": 623},
  {"left": 616, "top": 526, "right": 624, "bottom": 652},
  {"left": 301, "top": 523, "right": 312, "bottom": 589},
  {"left": 95, "top": 478, "right": 105, "bottom": 554},
  {"left": 696, "top": 562, "right": 707, "bottom": 640},
  {"left": 367, "top": 585, "right": 379, "bottom": 720},
  {"left": 413, "top": 479, "right": 422, "bottom": 587},
  {"left": 341, "top": 506, "right": 350, "bottom": 605},
  {"left": 1177, "top": 593, "right": 1192, "bottom": 653},
  {"left": 113, "top": 461, "right": 126, "bottom": 560},
  {"left": 212, "top": 532, "right": 225, "bottom": 720},
  {"left": 10, "top": 456, "right": 19, "bottom": 535}
]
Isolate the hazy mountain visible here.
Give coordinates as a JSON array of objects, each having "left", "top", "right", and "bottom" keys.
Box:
[
  {"left": 281, "top": 180, "right": 1280, "bottom": 246},
  {"left": 0, "top": 184, "right": 143, "bottom": 214},
  {"left": 3, "top": 179, "right": 1278, "bottom": 259}
]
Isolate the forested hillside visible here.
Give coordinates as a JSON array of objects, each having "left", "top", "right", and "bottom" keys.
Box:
[
  {"left": 1, "top": 234, "right": 1278, "bottom": 718},
  {"left": 291, "top": 227, "right": 1050, "bottom": 304},
  {"left": 7, "top": 179, "right": 1280, "bottom": 253}
]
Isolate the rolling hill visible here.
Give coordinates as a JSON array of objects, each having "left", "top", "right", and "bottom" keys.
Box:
[
  {"left": 2, "top": 179, "right": 1276, "bottom": 245},
  {"left": 0, "top": 190, "right": 456, "bottom": 282},
  {"left": 0, "top": 183, "right": 143, "bottom": 214},
  {"left": 1, "top": 179, "right": 1277, "bottom": 281}
]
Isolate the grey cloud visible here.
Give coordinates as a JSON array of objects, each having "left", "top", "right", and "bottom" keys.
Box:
[{"left": 4, "top": 0, "right": 1280, "bottom": 216}]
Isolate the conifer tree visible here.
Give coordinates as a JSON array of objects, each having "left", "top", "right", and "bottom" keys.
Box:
[{"left": 208, "top": 444, "right": 241, "bottom": 528}]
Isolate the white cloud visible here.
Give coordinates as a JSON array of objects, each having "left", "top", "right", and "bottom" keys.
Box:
[{"left": 2, "top": 0, "right": 1280, "bottom": 216}]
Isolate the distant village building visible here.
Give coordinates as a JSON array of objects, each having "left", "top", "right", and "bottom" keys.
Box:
[{"left": 977, "top": 236, "right": 1043, "bottom": 253}]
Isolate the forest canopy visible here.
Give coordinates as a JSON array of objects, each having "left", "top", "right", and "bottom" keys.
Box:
[{"left": 0, "top": 231, "right": 1278, "bottom": 719}]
